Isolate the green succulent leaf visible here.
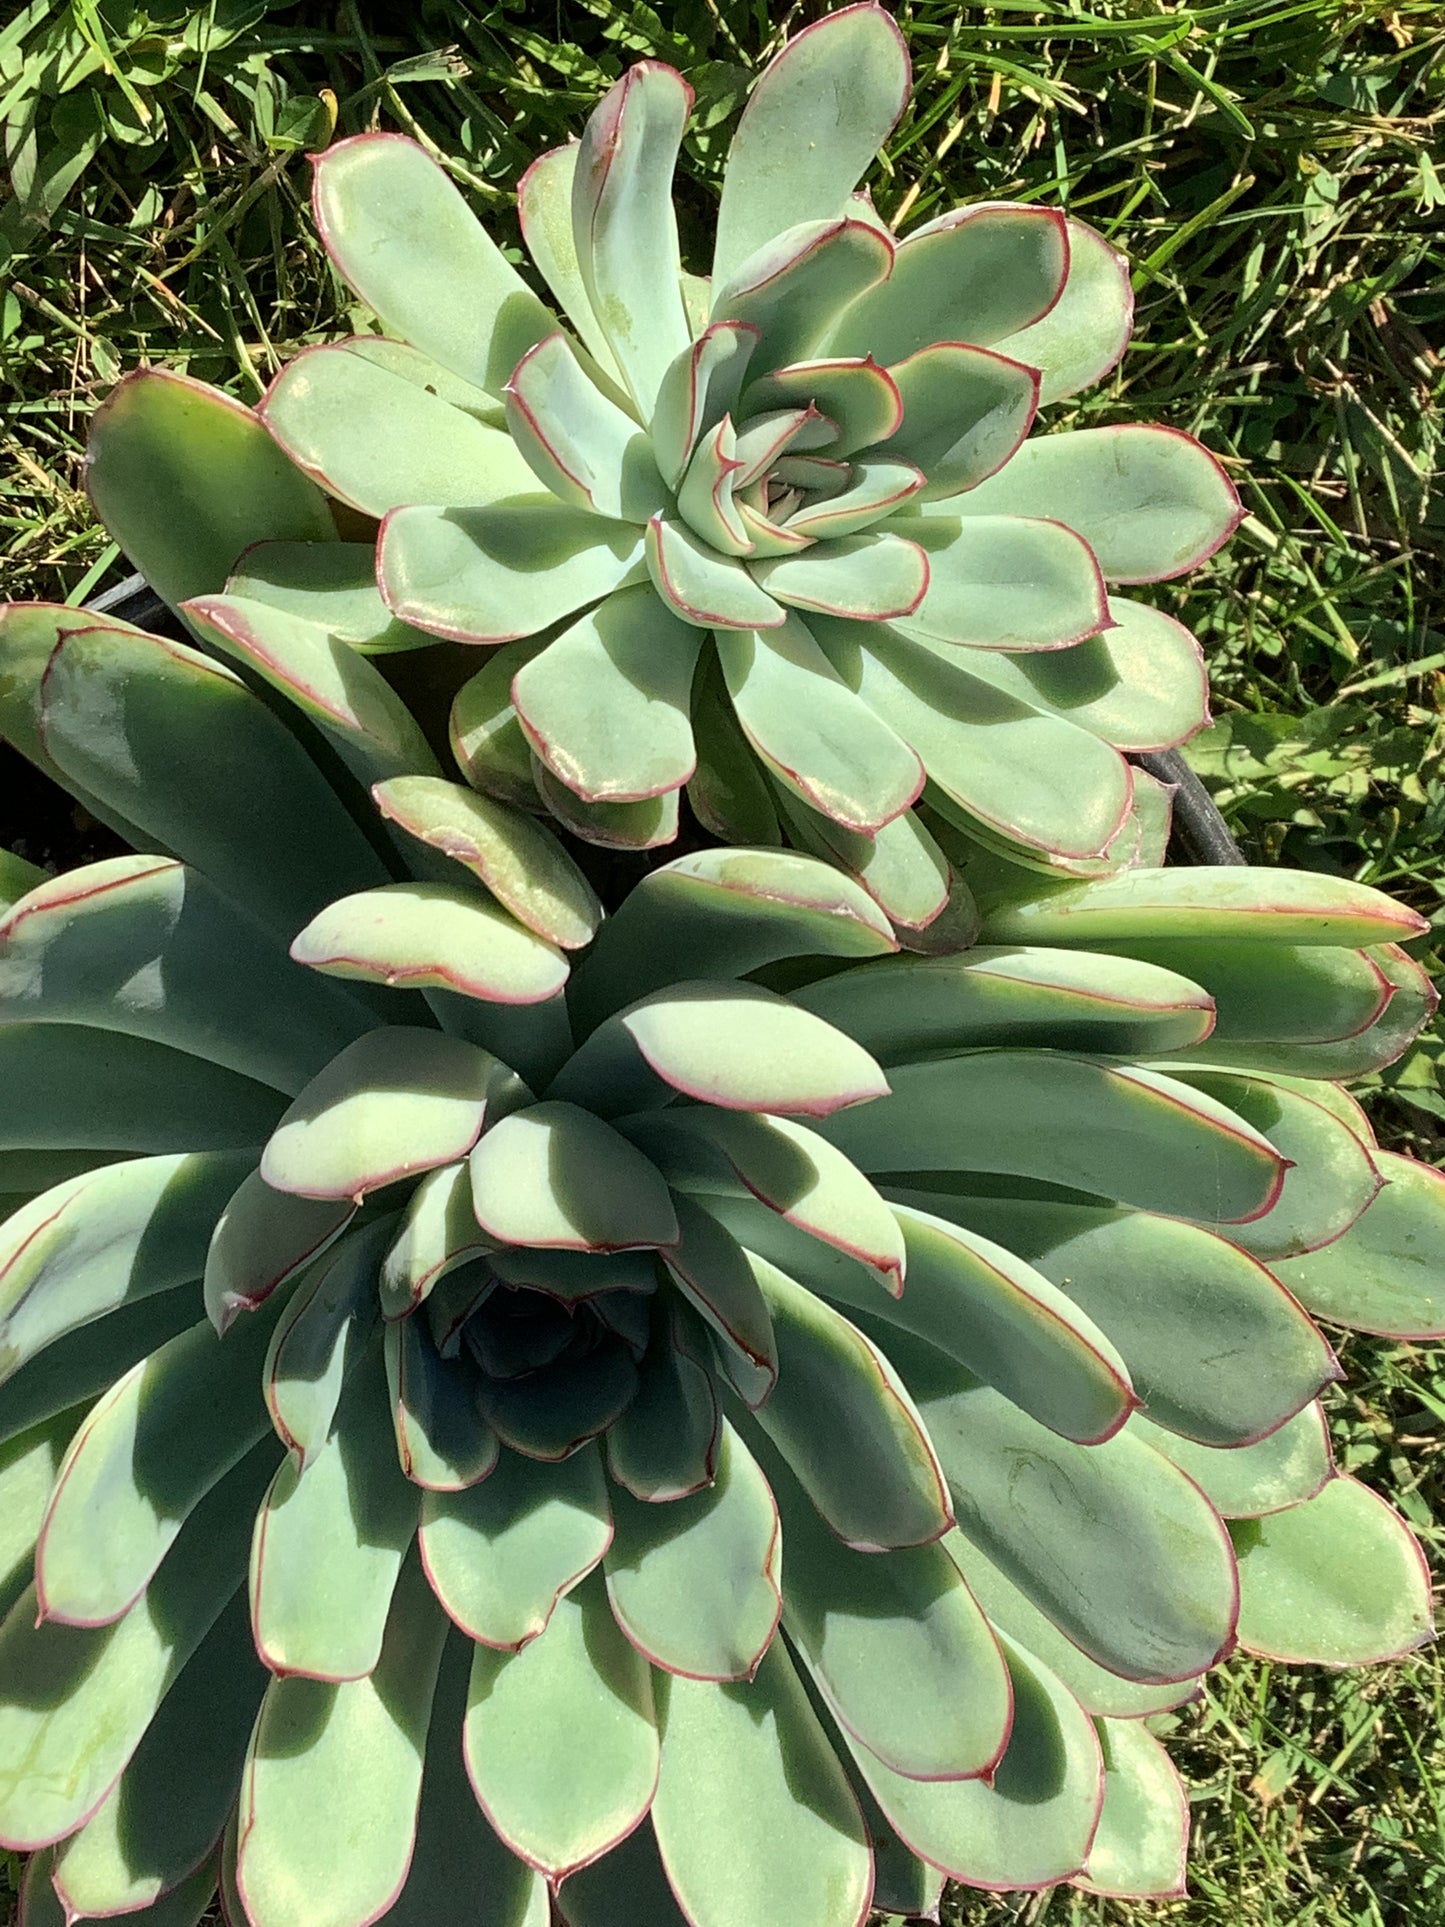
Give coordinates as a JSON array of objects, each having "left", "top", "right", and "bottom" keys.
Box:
[
  {"left": 532, "top": 761, "right": 682, "bottom": 852},
  {"left": 237, "top": 1548, "right": 448, "bottom": 1927},
  {"left": 887, "top": 342, "right": 1040, "bottom": 499},
  {"left": 555, "top": 1822, "right": 687, "bottom": 1927},
  {"left": 0, "top": 1290, "right": 205, "bottom": 1454},
  {"left": 828, "top": 204, "right": 1069, "bottom": 364},
  {"left": 604, "top": 1418, "right": 781, "bottom": 1680},
  {"left": 712, "top": 217, "right": 895, "bottom": 376},
  {"left": 661, "top": 1195, "right": 777, "bottom": 1403},
  {"left": 652, "top": 322, "right": 759, "bottom": 489},
  {"left": 86, "top": 368, "right": 335, "bottom": 610},
  {"left": 261, "top": 342, "right": 538, "bottom": 516},
  {"left": 1073, "top": 1718, "right": 1189, "bottom": 1900},
  {"left": 471, "top": 1101, "right": 678, "bottom": 1251},
  {"left": 893, "top": 514, "right": 1109, "bottom": 652},
  {"left": 0, "top": 847, "right": 44, "bottom": 910},
  {"left": 750, "top": 532, "right": 928, "bottom": 623},
  {"left": 743, "top": 357, "right": 903, "bottom": 454},
  {"left": 504, "top": 333, "right": 668, "bottom": 520},
  {"left": 0, "top": 1410, "right": 76, "bottom": 1623},
  {"left": 311, "top": 133, "right": 555, "bottom": 398},
  {"left": 518, "top": 144, "right": 624, "bottom": 384},
  {"left": 385, "top": 1312, "right": 500, "bottom": 1491},
  {"left": 418, "top": 1443, "right": 612, "bottom": 1649},
  {"left": 572, "top": 62, "right": 693, "bottom": 416},
  {"left": 226, "top": 541, "right": 437, "bottom": 655},
  {"left": 652, "top": 1638, "right": 873, "bottom": 1927},
  {"left": 645, "top": 512, "right": 785, "bottom": 628},
  {"left": 263, "top": 1223, "right": 386, "bottom": 1466},
  {"left": 203, "top": 1170, "right": 353, "bottom": 1334},
  {"left": 711, "top": 2, "right": 909, "bottom": 287},
  {"left": 379, "top": 499, "right": 648, "bottom": 646},
  {"left": 605, "top": 1305, "right": 720, "bottom": 1502},
  {"left": 464, "top": 1571, "right": 658, "bottom": 1879},
  {"left": 250, "top": 1344, "right": 419, "bottom": 1681},
  {"left": 998, "top": 216, "right": 1134, "bottom": 405},
  {"left": 1138, "top": 1403, "right": 1333, "bottom": 1519},
  {"left": 1270, "top": 1151, "right": 1445, "bottom": 1339},
  {"left": 777, "top": 785, "right": 954, "bottom": 932},
  {"left": 512, "top": 585, "right": 702, "bottom": 803},
  {"left": 944, "top": 425, "right": 1243, "bottom": 583},
  {"left": 1231, "top": 1478, "right": 1433, "bottom": 1664}
]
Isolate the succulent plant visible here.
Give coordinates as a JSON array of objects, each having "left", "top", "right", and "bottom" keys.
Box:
[
  {"left": 0, "top": 600, "right": 1441, "bottom": 1927},
  {"left": 84, "top": 2, "right": 1242, "bottom": 940}
]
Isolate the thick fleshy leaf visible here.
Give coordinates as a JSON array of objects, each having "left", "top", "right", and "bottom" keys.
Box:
[
  {"left": 783, "top": 459, "right": 926, "bottom": 541},
  {"left": 180, "top": 593, "right": 440, "bottom": 789},
  {"left": 250, "top": 1346, "right": 419, "bottom": 1681},
  {"left": 37, "top": 625, "right": 387, "bottom": 944},
  {"left": 419, "top": 1444, "right": 612, "bottom": 1649},
  {"left": 747, "top": 1255, "right": 952, "bottom": 1550},
  {"left": 742, "top": 357, "right": 903, "bottom": 454},
  {"left": 0, "top": 1151, "right": 250, "bottom": 1381},
  {"left": 1139, "top": 1404, "right": 1334, "bottom": 1519},
  {"left": 930, "top": 1194, "right": 1336, "bottom": 1446},
  {"left": 842, "top": 1639, "right": 1102, "bottom": 1890},
  {"left": 226, "top": 540, "right": 436, "bottom": 655},
  {"left": 50, "top": 1590, "right": 262, "bottom": 1919},
  {"left": 311, "top": 134, "right": 555, "bottom": 397},
  {"left": 236, "top": 1549, "right": 448, "bottom": 1927},
  {"left": 504, "top": 334, "right": 667, "bottom": 519},
  {"left": 661, "top": 1196, "right": 777, "bottom": 1404},
  {"left": 1231, "top": 1477, "right": 1433, "bottom": 1663},
  {"left": 605, "top": 1304, "right": 720, "bottom": 1502},
  {"left": 793, "top": 944, "right": 1213, "bottom": 1060},
  {"left": 816, "top": 1050, "right": 1286, "bottom": 1225},
  {"left": 751, "top": 532, "right": 928, "bottom": 622},
  {"left": 570, "top": 847, "right": 893, "bottom": 1032},
  {"left": 651, "top": 322, "right": 759, "bottom": 487},
  {"left": 555, "top": 1823, "right": 687, "bottom": 1927},
  {"left": 470, "top": 1102, "right": 677, "bottom": 1251},
  {"left": 652, "top": 1639, "right": 872, "bottom": 1927},
  {"left": 32, "top": 1849, "right": 215, "bottom": 1927},
  {"left": 828, "top": 204, "right": 1069, "bottom": 364},
  {"left": 385, "top": 1314, "right": 499, "bottom": 1491},
  {"left": 260, "top": 342, "right": 537, "bottom": 515},
  {"left": 1167, "top": 1068, "right": 1380, "bottom": 1259},
  {"left": 385, "top": 1630, "right": 550, "bottom": 1927},
  {"left": 203, "top": 1170, "right": 353, "bottom": 1334},
  {"left": 999, "top": 216, "right": 1133, "bottom": 404},
  {"left": 531, "top": 761, "right": 681, "bottom": 852},
  {"left": 293, "top": 882, "right": 568, "bottom": 1007},
  {"left": 764, "top": 1437, "right": 1010, "bottom": 1781},
  {"left": 518, "top": 143, "right": 623, "bottom": 382},
  {"left": 86, "top": 368, "right": 335, "bottom": 609},
  {"left": 893, "top": 513, "right": 1108, "bottom": 651},
  {"left": 977, "top": 863, "right": 1428, "bottom": 947},
  {"left": 776, "top": 786, "right": 954, "bottom": 932},
  {"left": 0, "top": 1286, "right": 199, "bottom": 1455},
  {"left": 957, "top": 595, "right": 1208, "bottom": 752},
  {"left": 711, "top": 3, "right": 909, "bottom": 287},
  {"left": 378, "top": 1162, "right": 495, "bottom": 1318},
  {"left": 449, "top": 640, "right": 545, "bottom": 807},
  {"left": 676, "top": 418, "right": 751, "bottom": 556},
  {"left": 560, "top": 978, "right": 889, "bottom": 1125},
  {"left": 0, "top": 1411, "right": 75, "bottom": 1623},
  {"left": 644, "top": 513, "right": 785, "bottom": 629},
  {"left": 887, "top": 342, "right": 1039, "bottom": 499},
  {"left": 712, "top": 217, "right": 895, "bottom": 376},
  {"left": 0, "top": 1446, "right": 269, "bottom": 1850},
  {"left": 463, "top": 1571, "right": 657, "bottom": 1880},
  {"left": 605, "top": 1419, "right": 781, "bottom": 1681},
  {"left": 36, "top": 1298, "right": 284, "bottom": 1626},
  {"left": 373, "top": 773, "right": 603, "bottom": 949},
  {"left": 572, "top": 63, "right": 692, "bottom": 415},
  {"left": 263, "top": 1222, "right": 386, "bottom": 1465},
  {"left": 892, "top": 1331, "right": 1238, "bottom": 1683},
  {"left": 1271, "top": 1151, "right": 1445, "bottom": 1339},
  {"left": 379, "top": 499, "right": 646, "bottom": 645},
  {"left": 944, "top": 425, "right": 1244, "bottom": 582},
  {"left": 1109, "top": 936, "right": 1391, "bottom": 1046},
  {"left": 261, "top": 1028, "right": 514, "bottom": 1203},
  {"left": 0, "top": 847, "right": 45, "bottom": 910},
  {"left": 945, "top": 1531, "right": 1196, "bottom": 1720},
  {"left": 325, "top": 333, "right": 507, "bottom": 422},
  {"left": 1073, "top": 1720, "right": 1188, "bottom": 1900},
  {"left": 0, "top": 1025, "right": 284, "bottom": 1158},
  {"left": 512, "top": 585, "right": 701, "bottom": 803},
  {"left": 475, "top": 1337, "right": 640, "bottom": 1462},
  {"left": 0, "top": 856, "right": 377, "bottom": 1098}
]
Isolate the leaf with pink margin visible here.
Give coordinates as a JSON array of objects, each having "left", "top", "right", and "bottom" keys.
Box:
[
  {"left": 886, "top": 342, "right": 1040, "bottom": 499},
  {"left": 1230, "top": 1477, "right": 1434, "bottom": 1664},
  {"left": 741, "top": 356, "right": 903, "bottom": 454},
  {"left": 675, "top": 418, "right": 752, "bottom": 556},
  {"left": 202, "top": 1170, "right": 354, "bottom": 1336},
  {"left": 751, "top": 531, "right": 928, "bottom": 621},
  {"left": 1072, "top": 1719, "right": 1188, "bottom": 1901},
  {"left": 893, "top": 513, "right": 1109, "bottom": 651},
  {"left": 998, "top": 216, "right": 1135, "bottom": 406},
  {"left": 712, "top": 1, "right": 910, "bottom": 287},
  {"left": 503, "top": 334, "right": 667, "bottom": 520},
  {"left": 385, "top": 1314, "right": 502, "bottom": 1493},
  {"left": 1136, "top": 1403, "right": 1334, "bottom": 1520},
  {"left": 652, "top": 321, "right": 759, "bottom": 489},
  {"left": 644, "top": 513, "right": 785, "bottom": 629},
  {"left": 517, "top": 144, "right": 624, "bottom": 383},
  {"left": 712, "top": 218, "right": 895, "bottom": 377},
  {"left": 1271, "top": 1150, "right": 1445, "bottom": 1339},
  {"left": 572, "top": 63, "right": 693, "bottom": 415},
  {"left": 783, "top": 460, "right": 925, "bottom": 541},
  {"left": 469, "top": 1102, "right": 679, "bottom": 1253},
  {"left": 226, "top": 541, "right": 436, "bottom": 656},
  {"left": 311, "top": 133, "right": 555, "bottom": 398},
  {"left": 531, "top": 759, "right": 681, "bottom": 852},
  {"left": 716, "top": 616, "right": 924, "bottom": 833},
  {"left": 827, "top": 204, "right": 1069, "bottom": 365},
  {"left": 773, "top": 786, "right": 953, "bottom": 933},
  {"left": 939, "top": 424, "right": 1245, "bottom": 583}
]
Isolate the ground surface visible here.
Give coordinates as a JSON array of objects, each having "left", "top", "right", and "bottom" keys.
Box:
[{"left": 1, "top": 3, "right": 1442, "bottom": 1923}]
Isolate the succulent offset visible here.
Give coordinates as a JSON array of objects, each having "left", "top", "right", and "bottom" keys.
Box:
[
  {"left": 0, "top": 595, "right": 1441, "bottom": 1927},
  {"left": 87, "top": 2, "right": 1238, "bottom": 939},
  {"left": 1, "top": 8, "right": 1442, "bottom": 1926}
]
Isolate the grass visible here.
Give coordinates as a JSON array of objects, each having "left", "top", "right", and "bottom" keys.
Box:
[{"left": 0, "top": 2, "right": 1442, "bottom": 1922}]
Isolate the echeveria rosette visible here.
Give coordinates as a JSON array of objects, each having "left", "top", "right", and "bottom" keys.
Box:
[
  {"left": 1, "top": 607, "right": 1442, "bottom": 1927},
  {"left": 211, "top": 2, "right": 1237, "bottom": 936}
]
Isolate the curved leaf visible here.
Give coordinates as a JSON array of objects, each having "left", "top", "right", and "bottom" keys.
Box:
[
  {"left": 504, "top": 334, "right": 667, "bottom": 519},
  {"left": 470, "top": 1102, "right": 678, "bottom": 1251},
  {"left": 1271, "top": 1151, "right": 1445, "bottom": 1339},
  {"left": 997, "top": 216, "right": 1134, "bottom": 405},
  {"left": 1073, "top": 1719, "right": 1188, "bottom": 1900},
  {"left": 1138, "top": 1403, "right": 1333, "bottom": 1519}
]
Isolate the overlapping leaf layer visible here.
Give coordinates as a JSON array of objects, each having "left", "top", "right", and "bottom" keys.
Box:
[{"left": 0, "top": 590, "right": 1439, "bottom": 1927}]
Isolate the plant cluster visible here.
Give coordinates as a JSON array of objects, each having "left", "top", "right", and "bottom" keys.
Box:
[{"left": 0, "top": 10, "right": 1440, "bottom": 1927}]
